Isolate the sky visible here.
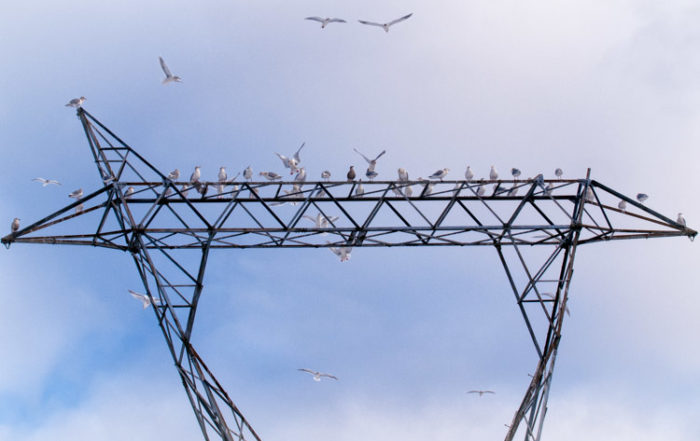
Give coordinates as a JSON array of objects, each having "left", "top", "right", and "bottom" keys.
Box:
[{"left": 1, "top": 0, "right": 699, "bottom": 440}]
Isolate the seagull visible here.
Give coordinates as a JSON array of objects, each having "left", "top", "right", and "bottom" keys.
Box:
[
  {"left": 65, "top": 96, "right": 86, "bottom": 108},
  {"left": 636, "top": 193, "right": 649, "bottom": 203},
  {"left": 423, "top": 181, "right": 435, "bottom": 196},
  {"left": 544, "top": 183, "right": 554, "bottom": 196},
  {"left": 347, "top": 166, "right": 356, "bottom": 181},
  {"left": 677, "top": 213, "right": 686, "bottom": 227},
  {"left": 294, "top": 167, "right": 307, "bottom": 182},
  {"left": 298, "top": 368, "right": 338, "bottom": 381},
  {"left": 68, "top": 188, "right": 83, "bottom": 199},
  {"left": 489, "top": 165, "right": 499, "bottom": 180},
  {"left": 585, "top": 187, "right": 595, "bottom": 202},
  {"left": 180, "top": 184, "right": 189, "bottom": 197},
  {"left": 190, "top": 166, "right": 201, "bottom": 183},
  {"left": 125, "top": 186, "right": 135, "bottom": 198},
  {"left": 168, "top": 169, "right": 180, "bottom": 180},
  {"left": 75, "top": 204, "right": 84, "bottom": 214},
  {"left": 476, "top": 183, "right": 486, "bottom": 197},
  {"left": 428, "top": 168, "right": 449, "bottom": 181},
  {"left": 197, "top": 182, "right": 209, "bottom": 198},
  {"left": 32, "top": 177, "right": 61, "bottom": 187},
  {"left": 404, "top": 184, "right": 413, "bottom": 197},
  {"left": 11, "top": 218, "right": 20, "bottom": 233},
  {"left": 465, "top": 166, "right": 474, "bottom": 181},
  {"left": 358, "top": 13, "right": 413, "bottom": 32},
  {"left": 305, "top": 17, "right": 346, "bottom": 28},
  {"left": 218, "top": 167, "right": 227, "bottom": 183},
  {"left": 159, "top": 56, "right": 182, "bottom": 84},
  {"left": 555, "top": 168, "right": 563, "bottom": 179},
  {"left": 511, "top": 168, "right": 521, "bottom": 180},
  {"left": 618, "top": 200, "right": 627, "bottom": 211},
  {"left": 365, "top": 169, "right": 378, "bottom": 181},
  {"left": 355, "top": 180, "right": 365, "bottom": 197},
  {"left": 327, "top": 243, "right": 352, "bottom": 262},
  {"left": 244, "top": 166, "right": 253, "bottom": 181},
  {"left": 303, "top": 213, "right": 339, "bottom": 233},
  {"left": 321, "top": 170, "right": 331, "bottom": 181},
  {"left": 353, "top": 148, "right": 386, "bottom": 171},
  {"left": 508, "top": 186, "right": 518, "bottom": 196},
  {"left": 259, "top": 171, "right": 282, "bottom": 181},
  {"left": 398, "top": 168, "right": 409, "bottom": 181},
  {"left": 468, "top": 390, "right": 495, "bottom": 397},
  {"left": 128, "top": 290, "right": 161, "bottom": 309}
]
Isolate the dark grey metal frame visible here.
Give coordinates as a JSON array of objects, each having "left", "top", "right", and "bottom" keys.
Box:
[{"left": 3, "top": 109, "right": 694, "bottom": 441}]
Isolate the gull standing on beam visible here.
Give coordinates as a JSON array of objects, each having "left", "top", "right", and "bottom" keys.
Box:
[
  {"left": 243, "top": 166, "right": 253, "bottom": 181},
  {"left": 355, "top": 180, "right": 364, "bottom": 197},
  {"left": 347, "top": 166, "right": 356, "bottom": 181},
  {"left": 298, "top": 368, "right": 338, "bottom": 381},
  {"left": 190, "top": 166, "right": 201, "bottom": 183},
  {"left": 353, "top": 148, "right": 386, "bottom": 171},
  {"left": 428, "top": 168, "right": 449, "bottom": 181},
  {"left": 398, "top": 168, "right": 409, "bottom": 181},
  {"left": 68, "top": 188, "right": 83, "bottom": 199},
  {"left": 555, "top": 168, "right": 563, "bottom": 179},
  {"left": 618, "top": 200, "right": 627, "bottom": 211},
  {"left": 32, "top": 177, "right": 61, "bottom": 187},
  {"left": 358, "top": 13, "right": 413, "bottom": 32},
  {"left": 321, "top": 170, "right": 331, "bottom": 181},
  {"left": 128, "top": 290, "right": 161, "bottom": 309},
  {"left": 677, "top": 213, "right": 686, "bottom": 227},
  {"left": 294, "top": 167, "right": 307, "bottom": 183},
  {"left": 65, "top": 97, "right": 86, "bottom": 108},
  {"left": 464, "top": 166, "right": 474, "bottom": 181},
  {"left": 159, "top": 56, "right": 182, "bottom": 84},
  {"left": 511, "top": 168, "right": 521, "bottom": 180},
  {"left": 168, "top": 169, "right": 180, "bottom": 180},
  {"left": 637, "top": 193, "right": 649, "bottom": 203},
  {"left": 489, "top": 165, "right": 499, "bottom": 180},
  {"left": 305, "top": 17, "right": 346, "bottom": 28},
  {"left": 11, "top": 218, "right": 20, "bottom": 233}
]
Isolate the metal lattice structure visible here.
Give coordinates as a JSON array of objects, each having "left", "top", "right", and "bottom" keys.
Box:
[{"left": 3, "top": 108, "right": 695, "bottom": 441}]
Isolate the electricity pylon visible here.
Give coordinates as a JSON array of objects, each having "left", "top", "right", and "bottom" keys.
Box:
[{"left": 3, "top": 109, "right": 694, "bottom": 441}]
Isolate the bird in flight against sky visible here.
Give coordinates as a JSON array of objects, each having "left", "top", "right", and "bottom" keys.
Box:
[
  {"left": 159, "top": 56, "right": 182, "bottom": 85},
  {"left": 129, "top": 290, "right": 161, "bottom": 309},
  {"left": 358, "top": 13, "right": 413, "bottom": 32},
  {"left": 305, "top": 17, "right": 346, "bottom": 28},
  {"left": 32, "top": 177, "right": 61, "bottom": 187},
  {"left": 468, "top": 390, "right": 495, "bottom": 396},
  {"left": 298, "top": 368, "right": 338, "bottom": 381}
]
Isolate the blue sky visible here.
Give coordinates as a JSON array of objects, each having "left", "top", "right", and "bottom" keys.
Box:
[{"left": 1, "top": 1, "right": 699, "bottom": 440}]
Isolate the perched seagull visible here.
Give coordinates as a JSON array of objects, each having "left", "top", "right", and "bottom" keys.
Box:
[
  {"left": 467, "top": 390, "right": 495, "bottom": 397},
  {"left": 464, "top": 166, "right": 474, "bottom": 181},
  {"left": 218, "top": 167, "right": 227, "bottom": 183},
  {"left": 303, "top": 213, "right": 339, "bottom": 233},
  {"left": 637, "top": 193, "right": 649, "bottom": 203},
  {"left": 423, "top": 181, "right": 435, "bottom": 196},
  {"left": 244, "top": 166, "right": 253, "bottom": 181},
  {"left": 294, "top": 167, "right": 307, "bottom": 182},
  {"left": 11, "top": 218, "right": 20, "bottom": 233},
  {"left": 428, "top": 168, "right": 450, "bottom": 181},
  {"left": 398, "top": 168, "right": 409, "bottom": 181},
  {"left": 190, "top": 166, "right": 201, "bottom": 183},
  {"left": 197, "top": 182, "right": 209, "bottom": 198},
  {"left": 321, "top": 170, "right": 331, "bottom": 181},
  {"left": 677, "top": 213, "right": 686, "bottom": 227},
  {"left": 365, "top": 169, "right": 379, "bottom": 181},
  {"left": 180, "top": 184, "right": 189, "bottom": 197},
  {"left": 259, "top": 171, "right": 282, "bottom": 181},
  {"left": 618, "top": 200, "right": 627, "bottom": 211},
  {"left": 353, "top": 148, "right": 386, "bottom": 171},
  {"left": 128, "top": 290, "right": 161, "bottom": 309},
  {"left": 404, "top": 184, "right": 413, "bottom": 197},
  {"left": 544, "top": 183, "right": 554, "bottom": 196},
  {"left": 68, "top": 188, "right": 83, "bottom": 199},
  {"left": 489, "top": 165, "right": 499, "bottom": 180},
  {"left": 168, "top": 169, "right": 180, "bottom": 180},
  {"left": 32, "top": 177, "right": 61, "bottom": 187},
  {"left": 476, "top": 182, "right": 486, "bottom": 197},
  {"left": 347, "top": 166, "right": 356, "bottom": 181},
  {"left": 508, "top": 186, "right": 518, "bottom": 197},
  {"left": 159, "top": 56, "right": 182, "bottom": 84},
  {"left": 298, "top": 368, "right": 338, "bottom": 381},
  {"left": 125, "top": 186, "right": 135, "bottom": 198},
  {"left": 305, "top": 17, "right": 346, "bottom": 28},
  {"left": 511, "top": 168, "right": 522, "bottom": 180},
  {"left": 358, "top": 13, "right": 413, "bottom": 32},
  {"left": 65, "top": 96, "right": 86, "bottom": 108},
  {"left": 555, "top": 168, "right": 563, "bottom": 179},
  {"left": 355, "top": 180, "right": 365, "bottom": 197},
  {"left": 75, "top": 204, "right": 85, "bottom": 214}
]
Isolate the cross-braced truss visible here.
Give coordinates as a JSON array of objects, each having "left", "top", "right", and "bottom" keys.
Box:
[{"left": 3, "top": 109, "right": 695, "bottom": 441}]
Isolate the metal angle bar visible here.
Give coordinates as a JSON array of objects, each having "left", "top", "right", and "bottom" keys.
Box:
[
  {"left": 383, "top": 200, "right": 429, "bottom": 245},
  {"left": 352, "top": 185, "right": 392, "bottom": 245}
]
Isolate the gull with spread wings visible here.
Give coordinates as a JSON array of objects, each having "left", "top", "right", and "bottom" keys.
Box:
[
  {"left": 305, "top": 17, "right": 346, "bottom": 28},
  {"left": 298, "top": 368, "right": 338, "bottom": 382},
  {"left": 358, "top": 13, "right": 413, "bottom": 32},
  {"left": 159, "top": 56, "right": 182, "bottom": 85}
]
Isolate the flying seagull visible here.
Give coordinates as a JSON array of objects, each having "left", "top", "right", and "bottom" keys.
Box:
[
  {"left": 303, "top": 213, "right": 339, "bottom": 233},
  {"left": 68, "top": 188, "right": 83, "bottom": 199},
  {"left": 328, "top": 244, "right": 352, "bottom": 262},
  {"left": 305, "top": 17, "right": 346, "bottom": 28},
  {"left": 65, "top": 97, "right": 86, "bottom": 108},
  {"left": 353, "top": 148, "right": 386, "bottom": 171},
  {"left": 298, "top": 368, "right": 338, "bottom": 381},
  {"left": 636, "top": 193, "right": 649, "bottom": 203},
  {"left": 32, "top": 177, "right": 61, "bottom": 187},
  {"left": 294, "top": 167, "right": 307, "bottom": 182},
  {"left": 11, "top": 218, "right": 20, "bottom": 233},
  {"left": 347, "top": 166, "right": 356, "bottom": 181},
  {"left": 128, "top": 290, "right": 161, "bottom": 309},
  {"left": 468, "top": 390, "right": 495, "bottom": 396},
  {"left": 428, "top": 168, "right": 450, "bottom": 181},
  {"left": 159, "top": 56, "right": 182, "bottom": 84},
  {"left": 358, "top": 13, "right": 413, "bottom": 32}
]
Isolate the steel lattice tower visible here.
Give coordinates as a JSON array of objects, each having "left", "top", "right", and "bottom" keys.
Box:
[{"left": 3, "top": 109, "right": 695, "bottom": 441}]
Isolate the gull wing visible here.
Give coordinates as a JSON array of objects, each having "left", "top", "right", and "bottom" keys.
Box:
[
  {"left": 358, "top": 20, "right": 384, "bottom": 27},
  {"left": 298, "top": 368, "right": 317, "bottom": 375},
  {"left": 293, "top": 142, "right": 305, "bottom": 163},
  {"left": 159, "top": 56, "right": 172, "bottom": 77},
  {"left": 328, "top": 18, "right": 346, "bottom": 23},
  {"left": 305, "top": 17, "right": 324, "bottom": 22},
  {"left": 373, "top": 150, "right": 387, "bottom": 161},
  {"left": 388, "top": 13, "right": 413, "bottom": 27},
  {"left": 320, "top": 373, "right": 338, "bottom": 380},
  {"left": 353, "top": 148, "right": 372, "bottom": 164}
]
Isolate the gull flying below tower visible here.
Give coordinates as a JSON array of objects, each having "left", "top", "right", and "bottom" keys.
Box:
[
  {"left": 468, "top": 390, "right": 495, "bottom": 397},
  {"left": 358, "top": 13, "right": 413, "bottom": 32},
  {"left": 159, "top": 56, "right": 182, "bottom": 84},
  {"left": 298, "top": 368, "right": 338, "bottom": 381},
  {"left": 32, "top": 177, "right": 61, "bottom": 187},
  {"left": 168, "top": 169, "right": 180, "bottom": 180},
  {"left": 305, "top": 17, "right": 346, "bottom": 28},
  {"left": 129, "top": 290, "right": 161, "bottom": 309}
]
